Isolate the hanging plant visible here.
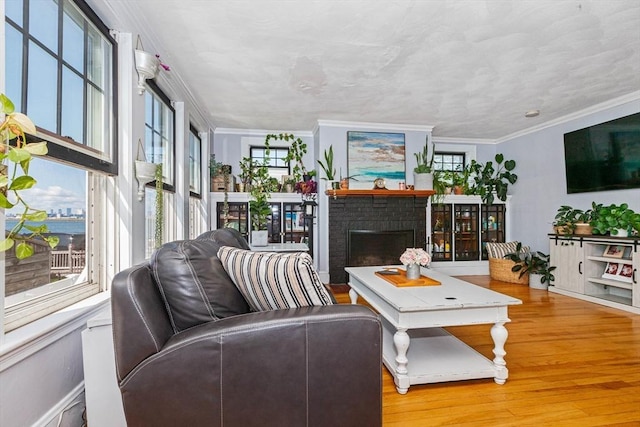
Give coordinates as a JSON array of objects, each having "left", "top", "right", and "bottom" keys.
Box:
[
  {"left": 154, "top": 164, "right": 163, "bottom": 249},
  {"left": 0, "top": 93, "right": 59, "bottom": 259}
]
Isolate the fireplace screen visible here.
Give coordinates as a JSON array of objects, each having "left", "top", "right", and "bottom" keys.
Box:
[{"left": 347, "top": 230, "right": 415, "bottom": 267}]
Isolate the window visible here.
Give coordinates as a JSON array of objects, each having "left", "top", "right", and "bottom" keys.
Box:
[
  {"left": 5, "top": 0, "right": 117, "bottom": 172},
  {"left": 3, "top": 0, "right": 114, "bottom": 332},
  {"left": 434, "top": 152, "right": 466, "bottom": 172},
  {"left": 144, "top": 84, "right": 175, "bottom": 257},
  {"left": 188, "top": 126, "right": 204, "bottom": 239},
  {"left": 250, "top": 146, "right": 290, "bottom": 181},
  {"left": 189, "top": 126, "right": 202, "bottom": 196}
]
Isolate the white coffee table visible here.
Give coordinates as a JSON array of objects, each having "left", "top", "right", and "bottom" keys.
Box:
[{"left": 345, "top": 265, "right": 522, "bottom": 394}]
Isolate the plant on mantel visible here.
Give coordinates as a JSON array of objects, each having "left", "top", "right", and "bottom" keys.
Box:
[{"left": 0, "top": 93, "right": 59, "bottom": 259}]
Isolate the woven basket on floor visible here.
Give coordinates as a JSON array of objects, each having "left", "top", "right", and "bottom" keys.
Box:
[{"left": 489, "top": 257, "right": 529, "bottom": 285}]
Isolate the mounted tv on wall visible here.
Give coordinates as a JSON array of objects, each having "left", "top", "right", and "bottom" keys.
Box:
[{"left": 563, "top": 112, "right": 640, "bottom": 194}]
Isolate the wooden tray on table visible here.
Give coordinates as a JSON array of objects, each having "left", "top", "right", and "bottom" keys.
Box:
[{"left": 375, "top": 268, "right": 441, "bottom": 287}]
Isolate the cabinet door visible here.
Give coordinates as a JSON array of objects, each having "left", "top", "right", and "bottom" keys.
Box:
[
  {"left": 633, "top": 248, "right": 640, "bottom": 308},
  {"left": 282, "top": 202, "right": 308, "bottom": 244},
  {"left": 549, "top": 238, "right": 584, "bottom": 293},
  {"left": 431, "top": 204, "right": 452, "bottom": 261},
  {"left": 453, "top": 204, "right": 479, "bottom": 261},
  {"left": 267, "top": 202, "right": 281, "bottom": 243},
  {"left": 217, "top": 202, "right": 249, "bottom": 240},
  {"left": 481, "top": 204, "right": 505, "bottom": 259}
]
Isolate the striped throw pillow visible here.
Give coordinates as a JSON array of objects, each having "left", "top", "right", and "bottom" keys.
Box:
[
  {"left": 486, "top": 241, "right": 530, "bottom": 259},
  {"left": 217, "top": 246, "right": 335, "bottom": 311}
]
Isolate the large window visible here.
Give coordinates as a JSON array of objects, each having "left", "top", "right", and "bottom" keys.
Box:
[
  {"left": 5, "top": 0, "right": 116, "bottom": 172},
  {"left": 3, "top": 0, "right": 114, "bottom": 332}
]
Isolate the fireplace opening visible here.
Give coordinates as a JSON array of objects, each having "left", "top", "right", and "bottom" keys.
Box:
[{"left": 348, "top": 230, "right": 415, "bottom": 267}]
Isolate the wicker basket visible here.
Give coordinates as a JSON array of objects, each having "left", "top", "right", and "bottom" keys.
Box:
[{"left": 489, "top": 257, "right": 529, "bottom": 285}]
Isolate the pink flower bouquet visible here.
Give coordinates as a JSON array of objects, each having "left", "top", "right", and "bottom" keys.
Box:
[{"left": 400, "top": 248, "right": 431, "bottom": 267}]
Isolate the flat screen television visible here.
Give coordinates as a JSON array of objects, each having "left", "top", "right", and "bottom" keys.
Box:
[{"left": 563, "top": 112, "right": 640, "bottom": 194}]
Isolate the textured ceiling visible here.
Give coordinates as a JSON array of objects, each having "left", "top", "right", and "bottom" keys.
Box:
[{"left": 88, "top": 0, "right": 640, "bottom": 139}]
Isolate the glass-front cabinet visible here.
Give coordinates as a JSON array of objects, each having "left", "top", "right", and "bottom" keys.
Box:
[
  {"left": 429, "top": 196, "right": 508, "bottom": 266},
  {"left": 212, "top": 193, "right": 313, "bottom": 255}
]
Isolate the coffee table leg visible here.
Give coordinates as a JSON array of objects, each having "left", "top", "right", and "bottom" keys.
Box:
[
  {"left": 491, "top": 322, "right": 509, "bottom": 385},
  {"left": 348, "top": 288, "right": 358, "bottom": 304},
  {"left": 393, "top": 328, "right": 410, "bottom": 394}
]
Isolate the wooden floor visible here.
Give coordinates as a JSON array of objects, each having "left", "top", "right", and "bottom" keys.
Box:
[{"left": 332, "top": 276, "right": 640, "bottom": 426}]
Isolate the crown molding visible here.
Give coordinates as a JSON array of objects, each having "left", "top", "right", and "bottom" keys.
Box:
[
  {"left": 213, "top": 128, "right": 314, "bottom": 138},
  {"left": 316, "top": 119, "right": 434, "bottom": 133},
  {"left": 494, "top": 91, "right": 640, "bottom": 144},
  {"left": 433, "top": 136, "right": 496, "bottom": 145}
]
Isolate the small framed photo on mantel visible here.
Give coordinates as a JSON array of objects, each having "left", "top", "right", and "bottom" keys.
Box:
[{"left": 602, "top": 245, "right": 625, "bottom": 258}]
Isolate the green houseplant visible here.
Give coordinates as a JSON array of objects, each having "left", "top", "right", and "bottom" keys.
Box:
[
  {"left": 469, "top": 154, "right": 517, "bottom": 205},
  {"left": 591, "top": 203, "right": 640, "bottom": 237},
  {"left": 248, "top": 143, "right": 279, "bottom": 245},
  {"left": 553, "top": 205, "right": 583, "bottom": 235},
  {"left": 413, "top": 136, "right": 435, "bottom": 190},
  {"left": 0, "top": 93, "right": 59, "bottom": 259},
  {"left": 318, "top": 145, "right": 339, "bottom": 189},
  {"left": 503, "top": 242, "right": 556, "bottom": 289}
]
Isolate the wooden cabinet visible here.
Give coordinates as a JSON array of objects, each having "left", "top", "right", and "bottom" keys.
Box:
[
  {"left": 549, "top": 237, "right": 584, "bottom": 293},
  {"left": 549, "top": 235, "right": 639, "bottom": 314},
  {"left": 429, "top": 196, "right": 507, "bottom": 269}
]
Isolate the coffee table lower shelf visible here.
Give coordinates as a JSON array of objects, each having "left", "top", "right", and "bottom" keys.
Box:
[{"left": 381, "top": 319, "right": 498, "bottom": 393}]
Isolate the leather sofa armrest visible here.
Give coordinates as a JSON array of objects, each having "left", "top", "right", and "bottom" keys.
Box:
[{"left": 119, "top": 304, "right": 382, "bottom": 427}]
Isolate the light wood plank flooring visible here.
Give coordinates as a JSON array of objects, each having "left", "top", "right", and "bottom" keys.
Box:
[{"left": 332, "top": 276, "right": 640, "bottom": 426}]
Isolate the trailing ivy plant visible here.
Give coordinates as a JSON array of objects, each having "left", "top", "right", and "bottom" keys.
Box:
[
  {"left": 0, "top": 93, "right": 59, "bottom": 259},
  {"left": 154, "top": 163, "right": 163, "bottom": 249},
  {"left": 268, "top": 133, "right": 307, "bottom": 183},
  {"left": 469, "top": 154, "right": 517, "bottom": 205}
]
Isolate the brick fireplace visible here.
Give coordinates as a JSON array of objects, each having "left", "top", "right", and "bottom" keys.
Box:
[{"left": 327, "top": 191, "right": 430, "bottom": 283}]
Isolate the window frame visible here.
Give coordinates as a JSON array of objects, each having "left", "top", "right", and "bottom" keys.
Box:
[
  {"left": 5, "top": 0, "right": 118, "bottom": 175},
  {"left": 2, "top": 0, "right": 114, "bottom": 334},
  {"left": 188, "top": 124, "right": 202, "bottom": 198},
  {"left": 434, "top": 151, "right": 466, "bottom": 172}
]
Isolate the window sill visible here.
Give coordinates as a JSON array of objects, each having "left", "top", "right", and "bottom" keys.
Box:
[{"left": 0, "top": 291, "right": 110, "bottom": 372}]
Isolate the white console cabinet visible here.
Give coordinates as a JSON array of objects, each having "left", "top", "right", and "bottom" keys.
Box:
[{"left": 548, "top": 235, "right": 639, "bottom": 314}]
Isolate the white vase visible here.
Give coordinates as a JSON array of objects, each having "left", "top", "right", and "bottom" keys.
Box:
[
  {"left": 406, "top": 263, "right": 421, "bottom": 280},
  {"left": 413, "top": 172, "right": 433, "bottom": 190},
  {"left": 251, "top": 230, "right": 268, "bottom": 247},
  {"left": 614, "top": 228, "right": 628, "bottom": 237},
  {"left": 529, "top": 273, "right": 548, "bottom": 290}
]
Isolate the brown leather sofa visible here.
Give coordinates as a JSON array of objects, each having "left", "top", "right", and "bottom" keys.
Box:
[{"left": 111, "top": 229, "right": 382, "bottom": 427}]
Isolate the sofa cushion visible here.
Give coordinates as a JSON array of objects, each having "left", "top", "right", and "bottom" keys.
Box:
[
  {"left": 151, "top": 239, "right": 250, "bottom": 332},
  {"left": 217, "top": 246, "right": 335, "bottom": 311},
  {"left": 196, "top": 228, "right": 250, "bottom": 250},
  {"left": 486, "top": 241, "right": 529, "bottom": 259}
]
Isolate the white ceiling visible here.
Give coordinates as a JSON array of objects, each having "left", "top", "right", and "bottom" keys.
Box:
[{"left": 88, "top": 0, "right": 640, "bottom": 139}]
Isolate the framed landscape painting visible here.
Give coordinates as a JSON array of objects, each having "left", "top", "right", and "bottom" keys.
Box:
[{"left": 347, "top": 131, "right": 406, "bottom": 189}]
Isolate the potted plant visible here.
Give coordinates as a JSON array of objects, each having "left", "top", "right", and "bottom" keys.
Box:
[
  {"left": 248, "top": 152, "right": 278, "bottom": 246},
  {"left": 282, "top": 176, "right": 297, "bottom": 193},
  {"left": 553, "top": 205, "right": 583, "bottom": 235},
  {"left": 0, "top": 93, "right": 59, "bottom": 259},
  {"left": 318, "top": 145, "right": 339, "bottom": 190},
  {"left": 468, "top": 154, "right": 517, "bottom": 205},
  {"left": 503, "top": 242, "right": 556, "bottom": 290},
  {"left": 413, "top": 136, "right": 435, "bottom": 190},
  {"left": 574, "top": 202, "right": 602, "bottom": 235},
  {"left": 238, "top": 156, "right": 255, "bottom": 192},
  {"left": 590, "top": 203, "right": 640, "bottom": 237}
]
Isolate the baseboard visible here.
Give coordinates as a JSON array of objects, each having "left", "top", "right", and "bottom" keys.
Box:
[{"left": 34, "top": 382, "right": 85, "bottom": 427}]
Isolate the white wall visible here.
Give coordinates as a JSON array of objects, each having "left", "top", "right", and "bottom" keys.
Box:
[{"left": 498, "top": 97, "right": 640, "bottom": 253}]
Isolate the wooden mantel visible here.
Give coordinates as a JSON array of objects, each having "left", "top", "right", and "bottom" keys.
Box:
[{"left": 324, "top": 189, "right": 435, "bottom": 197}]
